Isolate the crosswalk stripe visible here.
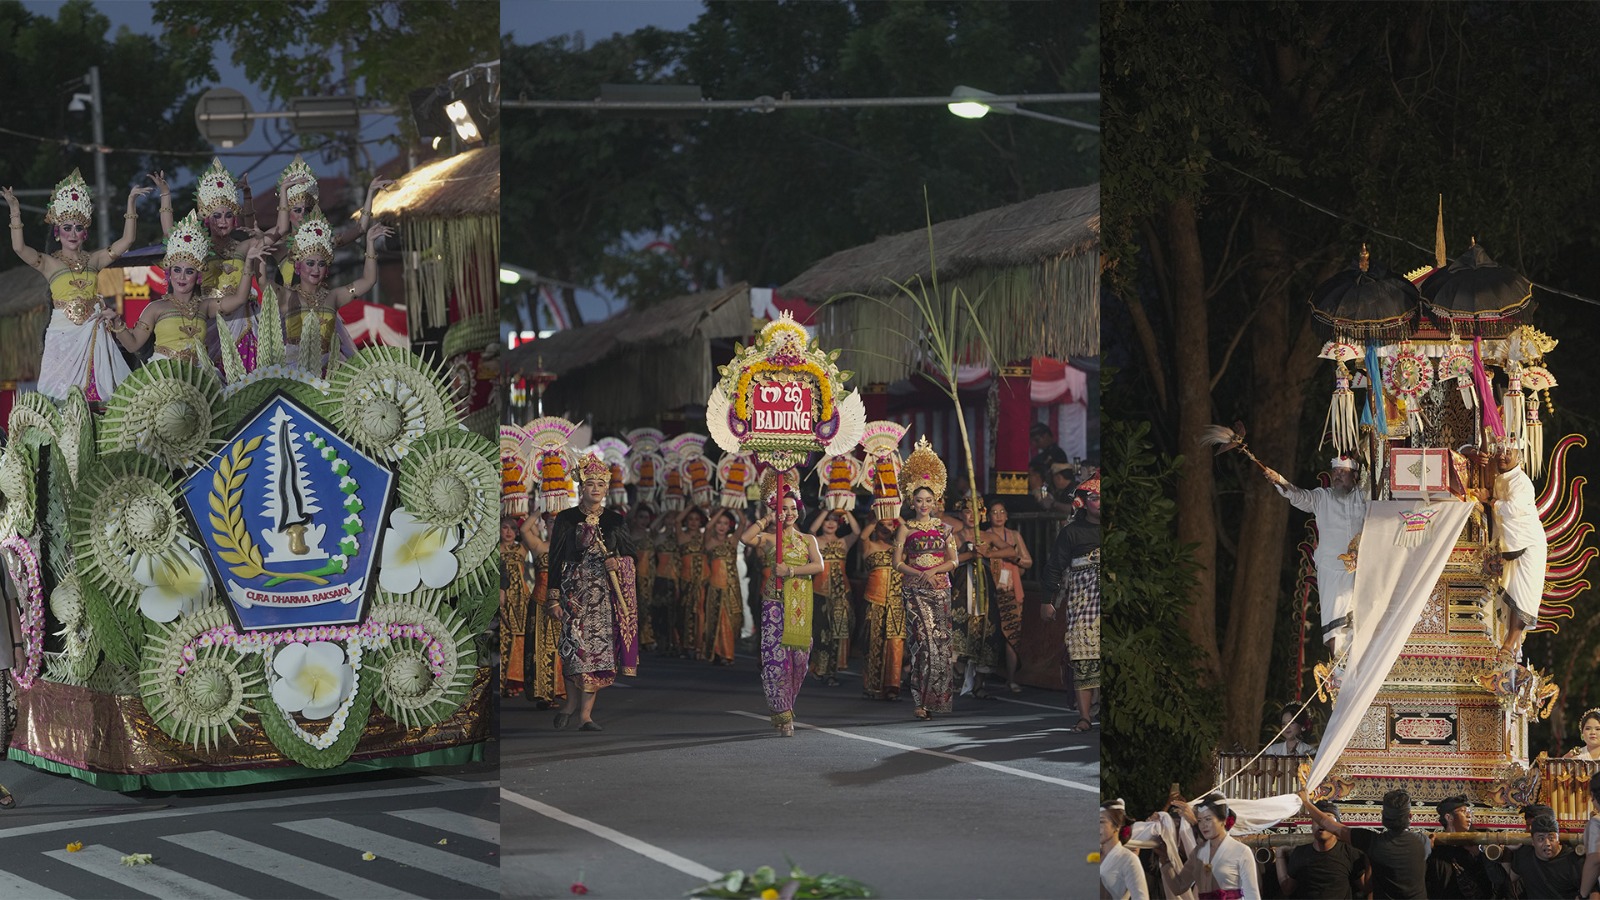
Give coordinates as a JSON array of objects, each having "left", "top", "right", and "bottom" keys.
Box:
[
  {"left": 0, "top": 871, "right": 71, "bottom": 899},
  {"left": 44, "top": 844, "right": 248, "bottom": 900},
  {"left": 385, "top": 808, "right": 499, "bottom": 845},
  {"left": 164, "top": 830, "right": 426, "bottom": 900},
  {"left": 0, "top": 777, "right": 495, "bottom": 840},
  {"left": 278, "top": 818, "right": 499, "bottom": 892}
]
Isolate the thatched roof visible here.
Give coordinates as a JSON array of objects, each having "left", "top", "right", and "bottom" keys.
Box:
[
  {"left": 505, "top": 283, "right": 750, "bottom": 432},
  {"left": 785, "top": 185, "right": 1100, "bottom": 384},
  {"left": 374, "top": 145, "right": 500, "bottom": 330},
  {"left": 371, "top": 145, "right": 499, "bottom": 219}
]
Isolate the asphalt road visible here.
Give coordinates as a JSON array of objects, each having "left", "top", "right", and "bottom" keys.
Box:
[
  {"left": 0, "top": 747, "right": 498, "bottom": 898},
  {"left": 501, "top": 651, "right": 1094, "bottom": 900}
]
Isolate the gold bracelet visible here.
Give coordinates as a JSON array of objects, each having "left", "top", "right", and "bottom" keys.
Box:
[
  {"left": 159, "top": 205, "right": 171, "bottom": 212},
  {"left": 124, "top": 213, "right": 138, "bottom": 219},
  {"left": 8, "top": 224, "right": 21, "bottom": 230},
  {"left": 365, "top": 252, "right": 376, "bottom": 259}
]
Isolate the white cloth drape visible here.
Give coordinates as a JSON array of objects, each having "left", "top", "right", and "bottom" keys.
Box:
[
  {"left": 1215, "top": 499, "right": 1477, "bottom": 834},
  {"left": 38, "top": 309, "right": 130, "bottom": 401}
]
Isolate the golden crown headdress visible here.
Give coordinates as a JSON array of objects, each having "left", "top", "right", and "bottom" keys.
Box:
[
  {"left": 278, "top": 154, "right": 319, "bottom": 206},
  {"left": 899, "top": 435, "right": 946, "bottom": 503},
  {"left": 46, "top": 169, "right": 92, "bottom": 226},
  {"left": 196, "top": 157, "right": 241, "bottom": 216},
  {"left": 291, "top": 206, "right": 336, "bottom": 261},
  {"left": 759, "top": 468, "right": 798, "bottom": 511},
  {"left": 578, "top": 453, "right": 611, "bottom": 486},
  {"left": 163, "top": 210, "right": 212, "bottom": 269}
]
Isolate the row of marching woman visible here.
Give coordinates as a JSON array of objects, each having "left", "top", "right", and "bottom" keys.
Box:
[
  {"left": 499, "top": 413, "right": 1100, "bottom": 735},
  {"left": 3, "top": 156, "right": 394, "bottom": 397}
]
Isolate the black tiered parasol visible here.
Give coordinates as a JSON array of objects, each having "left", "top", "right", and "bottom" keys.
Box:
[
  {"left": 1418, "top": 241, "right": 1534, "bottom": 337},
  {"left": 1309, "top": 246, "right": 1421, "bottom": 342}
]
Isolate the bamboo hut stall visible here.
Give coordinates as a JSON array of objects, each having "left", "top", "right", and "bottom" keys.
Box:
[
  {"left": 503, "top": 283, "right": 751, "bottom": 435},
  {"left": 783, "top": 183, "right": 1100, "bottom": 387},
  {"left": 370, "top": 145, "right": 501, "bottom": 437},
  {"left": 370, "top": 144, "right": 500, "bottom": 334}
]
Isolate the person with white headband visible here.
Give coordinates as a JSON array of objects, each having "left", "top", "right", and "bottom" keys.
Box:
[
  {"left": 1100, "top": 799, "right": 1151, "bottom": 900},
  {"left": 1261, "top": 454, "right": 1368, "bottom": 658},
  {"left": 1159, "top": 793, "right": 1260, "bottom": 900}
]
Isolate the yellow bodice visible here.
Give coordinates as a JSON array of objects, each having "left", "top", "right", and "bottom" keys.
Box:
[
  {"left": 49, "top": 268, "right": 100, "bottom": 325},
  {"left": 201, "top": 253, "right": 245, "bottom": 299},
  {"left": 284, "top": 305, "right": 337, "bottom": 345},
  {"left": 152, "top": 311, "right": 208, "bottom": 365}
]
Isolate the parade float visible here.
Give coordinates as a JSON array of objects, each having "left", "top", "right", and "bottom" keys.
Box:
[
  {"left": 1215, "top": 238, "right": 1596, "bottom": 834},
  {"left": 706, "top": 311, "right": 865, "bottom": 531},
  {"left": 0, "top": 291, "right": 497, "bottom": 793}
]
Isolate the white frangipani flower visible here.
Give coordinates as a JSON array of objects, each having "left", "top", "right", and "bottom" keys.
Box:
[
  {"left": 132, "top": 546, "right": 212, "bottom": 623},
  {"left": 271, "top": 641, "right": 355, "bottom": 720},
  {"left": 378, "top": 508, "right": 460, "bottom": 593}
]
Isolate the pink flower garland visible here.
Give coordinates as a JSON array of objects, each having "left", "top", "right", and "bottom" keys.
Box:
[
  {"left": 0, "top": 536, "right": 44, "bottom": 689},
  {"left": 175, "top": 619, "right": 449, "bottom": 678}
]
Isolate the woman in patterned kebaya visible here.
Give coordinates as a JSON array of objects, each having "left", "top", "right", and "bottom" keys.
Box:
[
  {"left": 894, "top": 437, "right": 958, "bottom": 721},
  {"left": 739, "top": 478, "right": 823, "bottom": 737}
]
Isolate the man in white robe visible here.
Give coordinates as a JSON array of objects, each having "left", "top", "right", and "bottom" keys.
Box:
[
  {"left": 1481, "top": 447, "right": 1546, "bottom": 656},
  {"left": 1264, "top": 456, "right": 1368, "bottom": 659}
]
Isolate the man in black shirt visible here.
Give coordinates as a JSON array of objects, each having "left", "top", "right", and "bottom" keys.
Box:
[
  {"left": 1301, "top": 789, "right": 1428, "bottom": 899},
  {"left": 1028, "top": 422, "right": 1068, "bottom": 476},
  {"left": 1425, "top": 795, "right": 1495, "bottom": 899},
  {"left": 1276, "top": 800, "right": 1368, "bottom": 898},
  {"left": 1502, "top": 814, "right": 1583, "bottom": 900}
]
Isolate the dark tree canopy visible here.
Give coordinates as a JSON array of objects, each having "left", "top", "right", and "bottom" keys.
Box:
[{"left": 502, "top": 0, "right": 1098, "bottom": 325}]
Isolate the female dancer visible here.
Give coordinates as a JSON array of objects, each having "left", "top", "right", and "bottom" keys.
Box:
[
  {"left": 176, "top": 160, "right": 265, "bottom": 377},
  {"left": 4, "top": 172, "right": 150, "bottom": 401},
  {"left": 276, "top": 209, "right": 393, "bottom": 376},
  {"left": 859, "top": 514, "right": 904, "bottom": 701},
  {"left": 895, "top": 485, "right": 957, "bottom": 720},
  {"left": 980, "top": 500, "right": 1032, "bottom": 693},
  {"left": 500, "top": 517, "right": 531, "bottom": 697},
  {"left": 652, "top": 511, "right": 682, "bottom": 654},
  {"left": 629, "top": 504, "right": 658, "bottom": 652},
  {"left": 1567, "top": 708, "right": 1600, "bottom": 760},
  {"left": 703, "top": 508, "right": 744, "bottom": 665},
  {"left": 740, "top": 481, "right": 823, "bottom": 736},
  {"left": 106, "top": 213, "right": 262, "bottom": 368},
  {"left": 267, "top": 157, "right": 393, "bottom": 283},
  {"left": 807, "top": 508, "right": 860, "bottom": 685},
  {"left": 520, "top": 512, "right": 565, "bottom": 708},
  {"left": 676, "top": 506, "right": 710, "bottom": 660},
  {"left": 950, "top": 503, "right": 995, "bottom": 697}
]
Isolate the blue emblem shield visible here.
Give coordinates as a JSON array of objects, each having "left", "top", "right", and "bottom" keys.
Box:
[{"left": 182, "top": 393, "right": 395, "bottom": 631}]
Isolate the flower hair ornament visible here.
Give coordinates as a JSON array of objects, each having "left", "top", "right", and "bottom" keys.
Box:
[
  {"left": 278, "top": 154, "right": 319, "bottom": 207},
  {"left": 46, "top": 169, "right": 93, "bottom": 226},
  {"left": 292, "top": 206, "right": 336, "bottom": 262},
  {"left": 196, "top": 157, "right": 242, "bottom": 217},
  {"left": 163, "top": 211, "right": 212, "bottom": 271},
  {"left": 759, "top": 468, "right": 802, "bottom": 516},
  {"left": 898, "top": 435, "right": 947, "bottom": 504}
]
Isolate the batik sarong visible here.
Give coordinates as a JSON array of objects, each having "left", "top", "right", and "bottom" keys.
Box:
[{"left": 761, "top": 533, "right": 813, "bottom": 726}]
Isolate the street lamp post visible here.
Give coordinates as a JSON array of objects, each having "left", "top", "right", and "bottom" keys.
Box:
[{"left": 946, "top": 85, "right": 1098, "bottom": 132}]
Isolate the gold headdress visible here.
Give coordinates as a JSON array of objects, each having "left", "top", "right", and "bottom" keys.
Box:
[
  {"left": 163, "top": 211, "right": 212, "bottom": 270},
  {"left": 578, "top": 453, "right": 611, "bottom": 486},
  {"left": 196, "top": 157, "right": 241, "bottom": 217},
  {"left": 759, "top": 468, "right": 800, "bottom": 512},
  {"left": 899, "top": 435, "right": 946, "bottom": 504},
  {"left": 278, "top": 154, "right": 319, "bottom": 207},
  {"left": 291, "top": 206, "right": 335, "bottom": 262},
  {"left": 46, "top": 169, "right": 92, "bottom": 226}
]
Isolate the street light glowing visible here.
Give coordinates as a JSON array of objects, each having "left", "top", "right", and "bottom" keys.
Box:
[
  {"left": 947, "top": 100, "right": 991, "bottom": 119},
  {"left": 499, "top": 267, "right": 522, "bottom": 285},
  {"left": 445, "top": 100, "right": 481, "bottom": 143}
]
